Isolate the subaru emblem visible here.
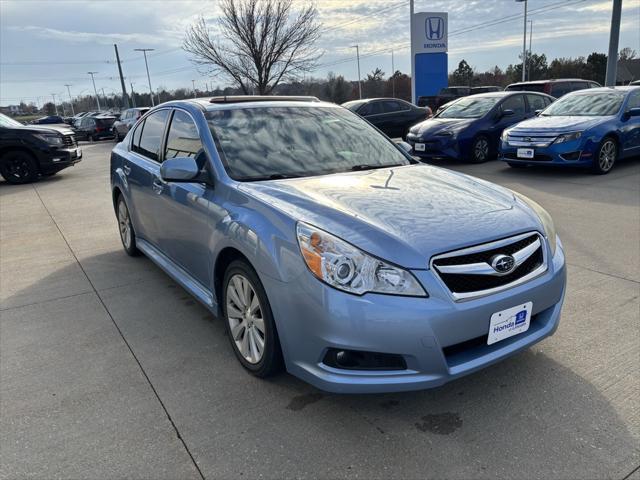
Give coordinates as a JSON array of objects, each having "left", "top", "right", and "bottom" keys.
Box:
[{"left": 490, "top": 254, "right": 516, "bottom": 274}]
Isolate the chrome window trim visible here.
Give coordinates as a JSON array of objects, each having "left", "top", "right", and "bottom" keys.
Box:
[{"left": 430, "top": 231, "right": 548, "bottom": 302}]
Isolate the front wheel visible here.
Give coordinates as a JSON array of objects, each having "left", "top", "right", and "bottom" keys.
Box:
[
  {"left": 591, "top": 137, "right": 617, "bottom": 174},
  {"left": 222, "top": 260, "right": 283, "bottom": 377},
  {"left": 0, "top": 151, "right": 39, "bottom": 184},
  {"left": 470, "top": 135, "right": 491, "bottom": 163}
]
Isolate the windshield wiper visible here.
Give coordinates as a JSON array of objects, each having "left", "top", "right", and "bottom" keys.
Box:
[{"left": 349, "top": 164, "right": 404, "bottom": 171}]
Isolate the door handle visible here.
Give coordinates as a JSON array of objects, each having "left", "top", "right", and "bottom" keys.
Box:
[
  {"left": 123, "top": 164, "right": 131, "bottom": 175},
  {"left": 152, "top": 178, "right": 165, "bottom": 194}
]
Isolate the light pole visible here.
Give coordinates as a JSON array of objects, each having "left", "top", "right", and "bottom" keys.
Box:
[
  {"left": 605, "top": 0, "right": 622, "bottom": 86},
  {"left": 192, "top": 79, "right": 197, "bottom": 98},
  {"left": 527, "top": 20, "right": 533, "bottom": 81},
  {"left": 87, "top": 72, "right": 101, "bottom": 111},
  {"left": 352, "top": 45, "right": 362, "bottom": 99},
  {"left": 51, "top": 93, "right": 59, "bottom": 116},
  {"left": 135, "top": 48, "right": 155, "bottom": 106},
  {"left": 101, "top": 88, "right": 108, "bottom": 109},
  {"left": 130, "top": 82, "right": 136, "bottom": 107},
  {"left": 391, "top": 50, "right": 396, "bottom": 98},
  {"left": 64, "top": 84, "right": 75, "bottom": 116},
  {"left": 516, "top": 0, "right": 528, "bottom": 82}
]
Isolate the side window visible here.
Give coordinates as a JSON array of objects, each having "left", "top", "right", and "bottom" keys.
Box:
[
  {"left": 526, "top": 94, "right": 547, "bottom": 112},
  {"left": 550, "top": 82, "right": 572, "bottom": 97},
  {"left": 571, "top": 81, "right": 589, "bottom": 92},
  {"left": 381, "top": 100, "right": 409, "bottom": 113},
  {"left": 626, "top": 91, "right": 640, "bottom": 110},
  {"left": 132, "top": 121, "right": 144, "bottom": 151},
  {"left": 359, "top": 102, "right": 382, "bottom": 116},
  {"left": 165, "top": 110, "right": 204, "bottom": 163},
  {"left": 589, "top": 82, "right": 601, "bottom": 89},
  {"left": 133, "top": 110, "right": 169, "bottom": 161},
  {"left": 501, "top": 95, "right": 526, "bottom": 115}
]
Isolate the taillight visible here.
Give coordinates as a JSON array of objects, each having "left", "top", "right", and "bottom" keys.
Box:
[{"left": 96, "top": 127, "right": 103, "bottom": 132}]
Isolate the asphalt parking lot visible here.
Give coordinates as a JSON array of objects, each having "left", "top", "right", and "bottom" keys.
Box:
[{"left": 1, "top": 140, "right": 639, "bottom": 480}]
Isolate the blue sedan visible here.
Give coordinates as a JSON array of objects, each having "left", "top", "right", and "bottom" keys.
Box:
[
  {"left": 500, "top": 87, "right": 640, "bottom": 174},
  {"left": 406, "top": 91, "right": 554, "bottom": 163},
  {"left": 111, "top": 96, "right": 566, "bottom": 393}
]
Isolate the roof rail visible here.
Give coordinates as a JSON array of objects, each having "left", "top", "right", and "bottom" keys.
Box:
[{"left": 208, "top": 95, "right": 320, "bottom": 104}]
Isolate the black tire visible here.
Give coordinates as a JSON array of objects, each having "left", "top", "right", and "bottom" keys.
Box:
[
  {"left": 470, "top": 135, "right": 491, "bottom": 163},
  {"left": 222, "top": 259, "right": 283, "bottom": 378},
  {"left": 591, "top": 136, "right": 617, "bottom": 175},
  {"left": 0, "top": 150, "right": 39, "bottom": 184},
  {"left": 507, "top": 162, "right": 527, "bottom": 169},
  {"left": 116, "top": 195, "right": 140, "bottom": 256},
  {"left": 114, "top": 130, "right": 121, "bottom": 142}
]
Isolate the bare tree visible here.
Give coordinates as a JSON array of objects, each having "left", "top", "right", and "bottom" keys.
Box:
[{"left": 183, "top": 0, "right": 322, "bottom": 95}]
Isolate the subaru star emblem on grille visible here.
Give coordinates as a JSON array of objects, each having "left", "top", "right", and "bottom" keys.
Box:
[{"left": 491, "top": 254, "right": 516, "bottom": 274}]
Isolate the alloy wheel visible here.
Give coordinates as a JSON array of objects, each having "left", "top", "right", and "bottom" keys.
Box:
[
  {"left": 598, "top": 139, "right": 616, "bottom": 172},
  {"left": 226, "top": 274, "right": 265, "bottom": 364},
  {"left": 6, "top": 158, "right": 31, "bottom": 180},
  {"left": 118, "top": 200, "right": 132, "bottom": 249},
  {"left": 474, "top": 137, "right": 489, "bottom": 162}
]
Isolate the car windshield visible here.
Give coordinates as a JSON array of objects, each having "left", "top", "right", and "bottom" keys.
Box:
[
  {"left": 436, "top": 97, "right": 500, "bottom": 119},
  {"left": 206, "top": 106, "right": 409, "bottom": 181},
  {"left": 541, "top": 92, "right": 624, "bottom": 116},
  {"left": 0, "top": 113, "right": 23, "bottom": 127}
]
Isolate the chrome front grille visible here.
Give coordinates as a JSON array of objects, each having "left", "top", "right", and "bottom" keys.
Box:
[
  {"left": 507, "top": 134, "right": 556, "bottom": 147},
  {"left": 430, "top": 232, "right": 547, "bottom": 301},
  {"left": 62, "top": 134, "right": 77, "bottom": 148}
]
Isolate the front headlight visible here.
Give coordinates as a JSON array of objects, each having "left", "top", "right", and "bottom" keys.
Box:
[
  {"left": 501, "top": 130, "right": 509, "bottom": 142},
  {"left": 553, "top": 131, "right": 582, "bottom": 144},
  {"left": 513, "top": 191, "right": 557, "bottom": 255},
  {"left": 296, "top": 222, "right": 427, "bottom": 297},
  {"left": 34, "top": 133, "right": 64, "bottom": 146}
]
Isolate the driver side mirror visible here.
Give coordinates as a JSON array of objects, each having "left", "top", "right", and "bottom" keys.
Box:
[
  {"left": 534, "top": 109, "right": 543, "bottom": 116},
  {"left": 161, "top": 156, "right": 209, "bottom": 183},
  {"left": 394, "top": 140, "right": 421, "bottom": 163},
  {"left": 501, "top": 109, "right": 515, "bottom": 117}
]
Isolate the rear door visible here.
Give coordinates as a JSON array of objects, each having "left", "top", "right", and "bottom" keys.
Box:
[
  {"left": 525, "top": 94, "right": 547, "bottom": 116},
  {"left": 125, "top": 109, "right": 170, "bottom": 246},
  {"left": 154, "top": 109, "right": 218, "bottom": 288},
  {"left": 490, "top": 94, "right": 527, "bottom": 143}
]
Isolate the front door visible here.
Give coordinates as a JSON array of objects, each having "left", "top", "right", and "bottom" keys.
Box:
[{"left": 154, "top": 109, "right": 219, "bottom": 289}]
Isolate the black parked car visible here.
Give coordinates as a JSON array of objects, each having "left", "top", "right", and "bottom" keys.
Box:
[
  {"left": 31, "top": 115, "right": 65, "bottom": 125},
  {"left": 341, "top": 98, "right": 431, "bottom": 138},
  {"left": 74, "top": 116, "right": 116, "bottom": 141},
  {"left": 0, "top": 113, "right": 81, "bottom": 184},
  {"left": 405, "top": 91, "right": 554, "bottom": 163},
  {"left": 112, "top": 107, "right": 149, "bottom": 141}
]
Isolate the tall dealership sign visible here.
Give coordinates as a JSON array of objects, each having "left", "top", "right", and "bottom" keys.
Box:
[{"left": 410, "top": 10, "right": 448, "bottom": 103}]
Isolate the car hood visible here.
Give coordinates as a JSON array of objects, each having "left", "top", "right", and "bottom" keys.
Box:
[
  {"left": 410, "top": 117, "right": 475, "bottom": 137},
  {"left": 239, "top": 164, "right": 542, "bottom": 269},
  {"left": 508, "top": 115, "right": 609, "bottom": 133},
  {"left": 17, "top": 124, "right": 75, "bottom": 135}
]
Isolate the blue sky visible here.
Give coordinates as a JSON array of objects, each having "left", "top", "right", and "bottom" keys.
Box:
[{"left": 1, "top": 0, "right": 639, "bottom": 106}]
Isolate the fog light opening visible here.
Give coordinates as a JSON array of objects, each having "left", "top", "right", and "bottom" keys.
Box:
[{"left": 323, "top": 348, "right": 407, "bottom": 371}]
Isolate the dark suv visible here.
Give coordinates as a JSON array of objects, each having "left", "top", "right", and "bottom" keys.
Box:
[
  {"left": 505, "top": 79, "right": 601, "bottom": 97},
  {"left": 0, "top": 113, "right": 82, "bottom": 184},
  {"left": 74, "top": 115, "right": 116, "bottom": 141},
  {"left": 112, "top": 107, "right": 149, "bottom": 141}
]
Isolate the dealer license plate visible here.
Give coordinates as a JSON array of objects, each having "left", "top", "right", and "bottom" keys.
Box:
[
  {"left": 517, "top": 148, "right": 534, "bottom": 159},
  {"left": 414, "top": 143, "right": 426, "bottom": 152},
  {"left": 487, "top": 302, "right": 532, "bottom": 345}
]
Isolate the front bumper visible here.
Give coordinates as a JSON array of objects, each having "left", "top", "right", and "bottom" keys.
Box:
[
  {"left": 38, "top": 147, "right": 83, "bottom": 174},
  {"left": 405, "top": 133, "right": 465, "bottom": 160},
  {"left": 264, "top": 238, "right": 566, "bottom": 393},
  {"left": 499, "top": 137, "right": 598, "bottom": 167}
]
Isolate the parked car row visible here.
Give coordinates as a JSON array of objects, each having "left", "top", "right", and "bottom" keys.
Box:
[{"left": 406, "top": 86, "right": 640, "bottom": 174}]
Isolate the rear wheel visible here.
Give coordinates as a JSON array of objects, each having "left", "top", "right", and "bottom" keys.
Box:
[
  {"left": 222, "top": 260, "right": 283, "bottom": 377},
  {"left": 116, "top": 196, "right": 140, "bottom": 256},
  {"left": 470, "top": 135, "right": 491, "bottom": 163},
  {"left": 591, "top": 137, "right": 617, "bottom": 174},
  {"left": 0, "top": 151, "right": 39, "bottom": 184}
]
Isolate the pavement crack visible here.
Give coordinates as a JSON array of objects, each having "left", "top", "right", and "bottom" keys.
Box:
[
  {"left": 567, "top": 262, "right": 640, "bottom": 285},
  {"left": 30, "top": 184, "right": 206, "bottom": 480},
  {"left": 622, "top": 464, "right": 640, "bottom": 480}
]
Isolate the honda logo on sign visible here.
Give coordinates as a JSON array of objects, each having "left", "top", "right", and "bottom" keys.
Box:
[{"left": 425, "top": 17, "right": 444, "bottom": 41}]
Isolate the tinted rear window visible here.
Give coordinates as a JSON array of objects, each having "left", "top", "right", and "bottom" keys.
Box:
[
  {"left": 96, "top": 118, "right": 115, "bottom": 126},
  {"left": 506, "top": 83, "right": 546, "bottom": 92}
]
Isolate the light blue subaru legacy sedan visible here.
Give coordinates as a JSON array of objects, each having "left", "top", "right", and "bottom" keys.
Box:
[{"left": 110, "top": 96, "right": 566, "bottom": 393}]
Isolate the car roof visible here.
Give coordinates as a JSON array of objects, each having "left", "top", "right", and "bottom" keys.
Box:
[
  {"left": 570, "top": 86, "right": 637, "bottom": 94},
  {"left": 508, "top": 78, "right": 598, "bottom": 86},
  {"left": 155, "top": 97, "right": 340, "bottom": 112}
]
